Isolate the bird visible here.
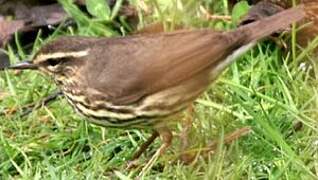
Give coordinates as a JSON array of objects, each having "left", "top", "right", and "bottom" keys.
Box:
[{"left": 7, "top": 6, "right": 305, "bottom": 173}]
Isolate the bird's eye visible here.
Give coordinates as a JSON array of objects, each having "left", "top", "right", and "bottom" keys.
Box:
[{"left": 46, "top": 58, "right": 61, "bottom": 67}]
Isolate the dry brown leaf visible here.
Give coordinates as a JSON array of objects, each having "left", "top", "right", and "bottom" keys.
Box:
[
  {"left": 17, "top": 4, "right": 67, "bottom": 27},
  {"left": 0, "top": 19, "right": 25, "bottom": 46}
]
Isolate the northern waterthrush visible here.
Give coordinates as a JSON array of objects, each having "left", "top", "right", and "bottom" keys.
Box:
[{"left": 7, "top": 6, "right": 305, "bottom": 171}]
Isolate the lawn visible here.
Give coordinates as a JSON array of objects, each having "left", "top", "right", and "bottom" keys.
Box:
[{"left": 0, "top": 0, "right": 317, "bottom": 179}]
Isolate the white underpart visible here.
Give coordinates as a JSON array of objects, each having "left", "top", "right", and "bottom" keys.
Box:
[
  {"left": 34, "top": 49, "right": 90, "bottom": 63},
  {"left": 209, "top": 42, "right": 256, "bottom": 80},
  {"left": 76, "top": 103, "right": 136, "bottom": 119},
  {"left": 63, "top": 90, "right": 176, "bottom": 119},
  {"left": 63, "top": 92, "right": 137, "bottom": 119}
]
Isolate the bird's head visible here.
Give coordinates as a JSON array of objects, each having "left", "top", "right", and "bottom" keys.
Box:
[{"left": 8, "top": 37, "right": 92, "bottom": 79}]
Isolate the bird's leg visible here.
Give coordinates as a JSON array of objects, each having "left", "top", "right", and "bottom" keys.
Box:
[
  {"left": 126, "top": 131, "right": 159, "bottom": 169},
  {"left": 179, "top": 105, "right": 196, "bottom": 164},
  {"left": 131, "top": 131, "right": 159, "bottom": 160},
  {"left": 138, "top": 126, "right": 172, "bottom": 178}
]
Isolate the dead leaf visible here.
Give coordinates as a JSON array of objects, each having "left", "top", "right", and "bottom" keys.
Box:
[
  {"left": 16, "top": 4, "right": 68, "bottom": 28},
  {"left": 0, "top": 3, "right": 69, "bottom": 47},
  {"left": 0, "top": 19, "right": 25, "bottom": 46}
]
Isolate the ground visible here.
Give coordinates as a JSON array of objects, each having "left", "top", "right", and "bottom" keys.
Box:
[{"left": 0, "top": 0, "right": 317, "bottom": 179}]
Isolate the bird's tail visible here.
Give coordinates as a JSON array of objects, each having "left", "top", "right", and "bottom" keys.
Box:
[
  {"left": 235, "top": 5, "right": 305, "bottom": 44},
  {"left": 209, "top": 5, "right": 305, "bottom": 80}
]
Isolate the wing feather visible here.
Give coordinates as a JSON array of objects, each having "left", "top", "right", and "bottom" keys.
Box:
[{"left": 80, "top": 29, "right": 245, "bottom": 105}]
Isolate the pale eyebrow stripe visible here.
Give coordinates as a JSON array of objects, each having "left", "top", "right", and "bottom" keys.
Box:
[{"left": 34, "top": 49, "right": 90, "bottom": 63}]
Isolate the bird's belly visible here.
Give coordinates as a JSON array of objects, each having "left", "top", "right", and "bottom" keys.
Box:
[
  {"left": 62, "top": 92, "right": 159, "bottom": 128},
  {"left": 58, "top": 74, "right": 205, "bottom": 128},
  {"left": 61, "top": 87, "right": 198, "bottom": 128}
]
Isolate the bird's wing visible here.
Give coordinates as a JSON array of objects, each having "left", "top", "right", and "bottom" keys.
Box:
[{"left": 82, "top": 29, "right": 245, "bottom": 105}]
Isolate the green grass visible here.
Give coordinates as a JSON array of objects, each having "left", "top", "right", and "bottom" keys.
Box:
[{"left": 1, "top": 0, "right": 318, "bottom": 179}]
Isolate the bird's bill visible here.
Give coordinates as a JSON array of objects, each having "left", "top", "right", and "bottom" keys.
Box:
[{"left": 8, "top": 61, "right": 38, "bottom": 70}]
